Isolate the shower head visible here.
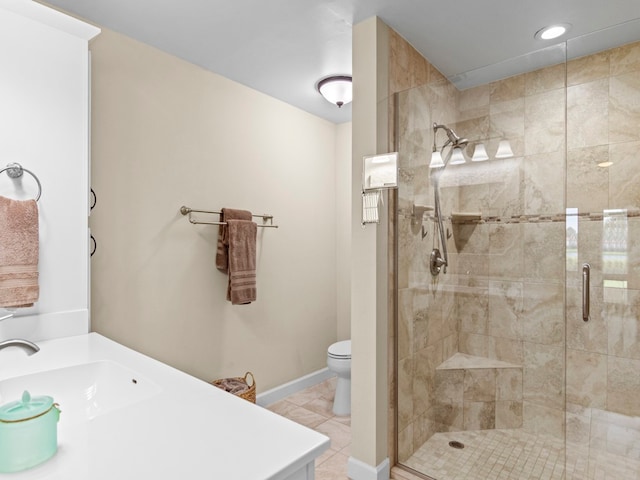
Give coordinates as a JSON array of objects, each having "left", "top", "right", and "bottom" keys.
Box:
[
  {"left": 453, "top": 136, "right": 469, "bottom": 148},
  {"left": 435, "top": 123, "right": 468, "bottom": 148},
  {"left": 430, "top": 122, "right": 470, "bottom": 169}
]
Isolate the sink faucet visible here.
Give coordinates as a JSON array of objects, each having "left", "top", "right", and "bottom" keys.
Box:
[{"left": 0, "top": 339, "right": 40, "bottom": 355}]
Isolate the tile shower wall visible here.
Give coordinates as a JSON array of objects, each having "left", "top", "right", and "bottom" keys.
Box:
[
  {"left": 393, "top": 33, "right": 460, "bottom": 461},
  {"left": 396, "top": 38, "right": 640, "bottom": 467},
  {"left": 564, "top": 41, "right": 640, "bottom": 462},
  {"left": 395, "top": 42, "right": 568, "bottom": 462},
  {"left": 452, "top": 62, "right": 568, "bottom": 440}
]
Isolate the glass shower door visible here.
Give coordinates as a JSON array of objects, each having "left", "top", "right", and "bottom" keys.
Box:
[
  {"left": 394, "top": 30, "right": 640, "bottom": 479},
  {"left": 564, "top": 35, "right": 640, "bottom": 480},
  {"left": 394, "top": 44, "right": 570, "bottom": 479}
]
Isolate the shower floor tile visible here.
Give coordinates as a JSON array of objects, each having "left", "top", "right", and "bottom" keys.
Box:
[{"left": 404, "top": 429, "right": 640, "bottom": 480}]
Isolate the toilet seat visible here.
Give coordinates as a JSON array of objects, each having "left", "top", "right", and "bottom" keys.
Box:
[{"left": 328, "top": 340, "right": 351, "bottom": 359}]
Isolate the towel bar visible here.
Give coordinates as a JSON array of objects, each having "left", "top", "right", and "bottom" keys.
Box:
[
  {"left": 180, "top": 206, "right": 278, "bottom": 228},
  {"left": 0, "top": 163, "right": 42, "bottom": 201}
]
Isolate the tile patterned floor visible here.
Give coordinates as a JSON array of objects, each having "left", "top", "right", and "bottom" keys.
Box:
[
  {"left": 266, "top": 377, "right": 350, "bottom": 480},
  {"left": 267, "top": 381, "right": 640, "bottom": 480},
  {"left": 404, "top": 430, "right": 565, "bottom": 480},
  {"left": 403, "top": 429, "right": 640, "bottom": 480}
]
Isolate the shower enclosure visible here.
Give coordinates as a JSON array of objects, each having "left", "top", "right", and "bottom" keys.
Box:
[{"left": 394, "top": 31, "right": 640, "bottom": 480}]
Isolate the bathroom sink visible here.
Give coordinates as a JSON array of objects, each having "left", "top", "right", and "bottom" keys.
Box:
[{"left": 0, "top": 361, "right": 161, "bottom": 422}]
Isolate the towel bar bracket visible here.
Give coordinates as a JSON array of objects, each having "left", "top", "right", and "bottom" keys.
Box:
[
  {"left": 6, "top": 163, "right": 23, "bottom": 179},
  {"left": 1, "top": 163, "right": 42, "bottom": 201},
  {"left": 180, "top": 206, "right": 278, "bottom": 228}
]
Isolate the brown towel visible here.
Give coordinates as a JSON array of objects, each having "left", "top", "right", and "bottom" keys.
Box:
[
  {"left": 216, "top": 208, "right": 252, "bottom": 273},
  {"left": 226, "top": 219, "right": 257, "bottom": 305},
  {"left": 0, "top": 196, "right": 39, "bottom": 308}
]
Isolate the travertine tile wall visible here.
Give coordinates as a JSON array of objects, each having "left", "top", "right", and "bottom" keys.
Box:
[
  {"left": 564, "top": 41, "right": 640, "bottom": 459},
  {"left": 391, "top": 28, "right": 460, "bottom": 462},
  {"left": 434, "top": 364, "right": 523, "bottom": 431},
  {"left": 395, "top": 54, "right": 569, "bottom": 462},
  {"left": 394, "top": 35, "right": 640, "bottom": 466},
  {"left": 452, "top": 62, "right": 568, "bottom": 440}
]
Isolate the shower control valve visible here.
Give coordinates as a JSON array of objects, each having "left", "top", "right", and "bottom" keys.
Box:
[{"left": 430, "top": 248, "right": 447, "bottom": 275}]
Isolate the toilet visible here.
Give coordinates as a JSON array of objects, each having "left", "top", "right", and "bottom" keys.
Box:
[{"left": 327, "top": 340, "right": 351, "bottom": 416}]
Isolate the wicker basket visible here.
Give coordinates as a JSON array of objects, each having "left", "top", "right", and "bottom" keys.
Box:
[{"left": 211, "top": 372, "right": 256, "bottom": 403}]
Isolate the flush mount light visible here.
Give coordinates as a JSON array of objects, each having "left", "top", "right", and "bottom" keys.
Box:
[
  {"left": 316, "top": 75, "right": 352, "bottom": 108},
  {"left": 534, "top": 23, "right": 572, "bottom": 40}
]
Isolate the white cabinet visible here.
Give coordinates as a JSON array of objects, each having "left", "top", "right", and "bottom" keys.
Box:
[{"left": 0, "top": 0, "right": 99, "bottom": 341}]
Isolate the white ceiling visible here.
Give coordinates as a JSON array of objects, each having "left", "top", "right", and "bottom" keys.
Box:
[{"left": 43, "top": 0, "right": 640, "bottom": 124}]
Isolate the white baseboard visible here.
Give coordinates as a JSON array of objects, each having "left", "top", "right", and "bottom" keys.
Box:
[
  {"left": 347, "top": 457, "right": 390, "bottom": 480},
  {"left": 256, "top": 367, "right": 335, "bottom": 407}
]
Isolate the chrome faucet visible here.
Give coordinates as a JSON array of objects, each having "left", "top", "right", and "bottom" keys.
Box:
[{"left": 0, "top": 339, "right": 40, "bottom": 355}]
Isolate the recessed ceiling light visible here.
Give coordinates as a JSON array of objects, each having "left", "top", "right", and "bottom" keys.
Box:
[{"left": 534, "top": 23, "right": 572, "bottom": 40}]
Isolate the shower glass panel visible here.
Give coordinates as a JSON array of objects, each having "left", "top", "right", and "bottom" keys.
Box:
[
  {"left": 394, "top": 26, "right": 640, "bottom": 479},
  {"left": 564, "top": 28, "right": 640, "bottom": 479},
  {"left": 395, "top": 44, "right": 569, "bottom": 478}
]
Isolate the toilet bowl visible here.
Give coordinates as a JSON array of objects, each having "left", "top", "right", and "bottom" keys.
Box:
[{"left": 327, "top": 340, "right": 351, "bottom": 416}]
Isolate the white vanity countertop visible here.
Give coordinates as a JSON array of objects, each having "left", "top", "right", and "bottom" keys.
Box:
[{"left": 0, "top": 333, "right": 330, "bottom": 479}]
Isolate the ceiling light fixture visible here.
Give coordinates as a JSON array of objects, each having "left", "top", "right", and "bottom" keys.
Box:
[
  {"left": 534, "top": 23, "right": 572, "bottom": 40},
  {"left": 316, "top": 75, "right": 352, "bottom": 108}
]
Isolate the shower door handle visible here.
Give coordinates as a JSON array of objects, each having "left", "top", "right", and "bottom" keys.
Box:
[{"left": 582, "top": 263, "right": 590, "bottom": 322}]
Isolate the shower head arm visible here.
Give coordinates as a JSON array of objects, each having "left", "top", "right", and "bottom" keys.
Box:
[
  {"left": 433, "top": 123, "right": 463, "bottom": 148},
  {"left": 432, "top": 122, "right": 469, "bottom": 170},
  {"left": 432, "top": 121, "right": 466, "bottom": 177},
  {"left": 439, "top": 138, "right": 453, "bottom": 151}
]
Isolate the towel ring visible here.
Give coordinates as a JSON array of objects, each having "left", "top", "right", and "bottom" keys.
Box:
[{"left": 0, "top": 163, "right": 42, "bottom": 201}]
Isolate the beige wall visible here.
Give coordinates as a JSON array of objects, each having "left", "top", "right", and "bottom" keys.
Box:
[
  {"left": 350, "top": 18, "right": 446, "bottom": 473},
  {"left": 89, "top": 28, "right": 348, "bottom": 392},
  {"left": 350, "top": 16, "right": 390, "bottom": 472},
  {"left": 336, "top": 122, "right": 352, "bottom": 341}
]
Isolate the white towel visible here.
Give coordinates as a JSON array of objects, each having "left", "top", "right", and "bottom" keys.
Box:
[{"left": 362, "top": 191, "right": 381, "bottom": 224}]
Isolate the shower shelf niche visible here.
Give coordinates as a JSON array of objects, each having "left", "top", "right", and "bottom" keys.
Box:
[
  {"left": 436, "top": 352, "right": 519, "bottom": 370},
  {"left": 451, "top": 211, "right": 482, "bottom": 224},
  {"left": 412, "top": 204, "right": 434, "bottom": 239},
  {"left": 412, "top": 204, "right": 434, "bottom": 220}
]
